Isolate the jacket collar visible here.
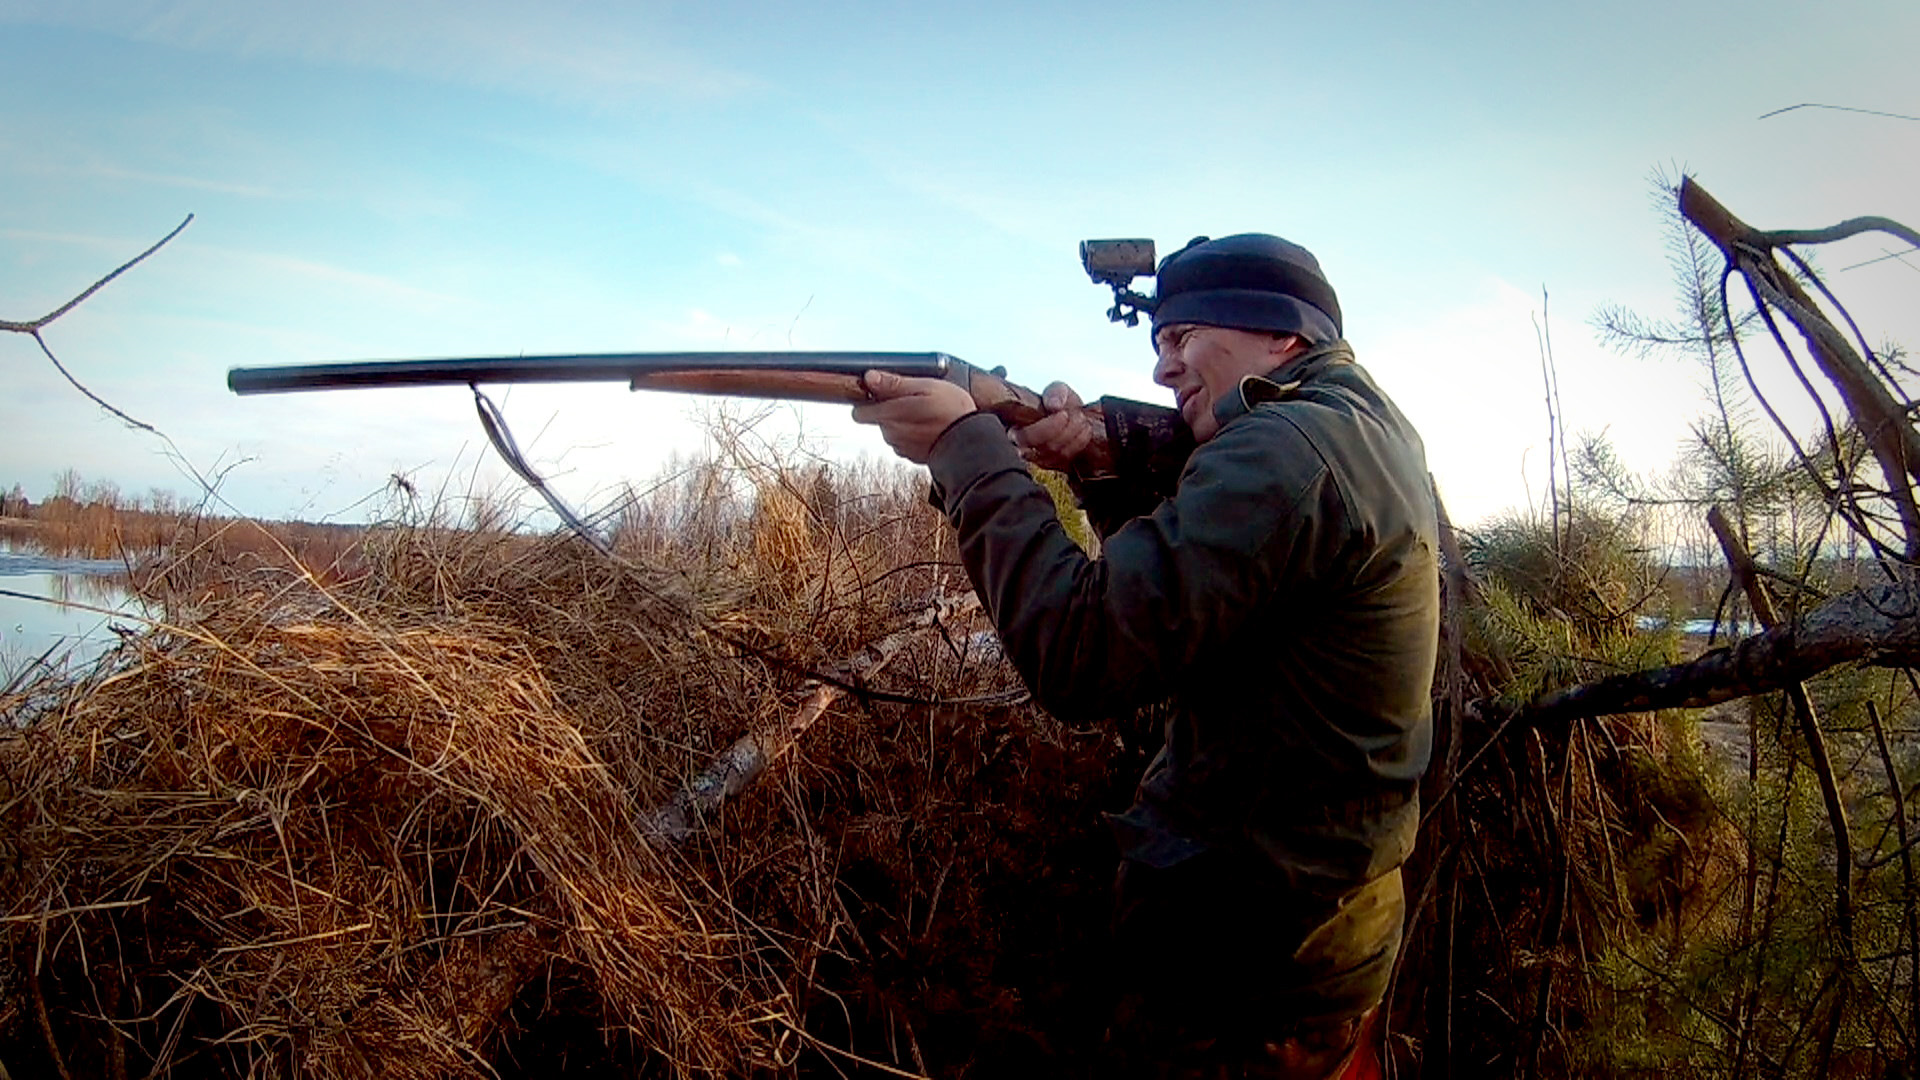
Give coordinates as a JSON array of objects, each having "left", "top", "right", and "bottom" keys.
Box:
[{"left": 1209, "top": 339, "right": 1354, "bottom": 431}]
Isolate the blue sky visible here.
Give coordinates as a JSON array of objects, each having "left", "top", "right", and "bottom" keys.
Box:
[{"left": 3, "top": 0, "right": 1916, "bottom": 528}]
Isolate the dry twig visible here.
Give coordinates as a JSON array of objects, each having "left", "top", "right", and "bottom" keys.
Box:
[{"left": 2, "top": 215, "right": 193, "bottom": 435}]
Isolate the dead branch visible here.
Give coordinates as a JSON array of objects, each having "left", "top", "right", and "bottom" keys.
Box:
[
  {"left": 1679, "top": 178, "right": 1920, "bottom": 554},
  {"left": 427, "top": 921, "right": 550, "bottom": 1054},
  {"left": 640, "top": 592, "right": 982, "bottom": 845},
  {"left": 1521, "top": 182, "right": 1920, "bottom": 726},
  {"left": 1758, "top": 103, "right": 1920, "bottom": 124},
  {"left": 0, "top": 215, "right": 192, "bottom": 334},
  {"left": 1523, "top": 573, "right": 1920, "bottom": 723},
  {"left": 1, "top": 215, "right": 193, "bottom": 438},
  {"left": 1762, "top": 217, "right": 1920, "bottom": 251}
]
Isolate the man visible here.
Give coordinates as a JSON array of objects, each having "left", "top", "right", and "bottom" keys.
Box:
[{"left": 853, "top": 234, "right": 1437, "bottom": 1078}]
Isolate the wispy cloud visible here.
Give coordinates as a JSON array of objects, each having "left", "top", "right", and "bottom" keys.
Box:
[
  {"left": 0, "top": 116, "right": 310, "bottom": 203},
  {"left": 0, "top": 225, "right": 165, "bottom": 253},
  {"left": 203, "top": 246, "right": 474, "bottom": 312},
  {"left": 2, "top": 1, "right": 760, "bottom": 106},
  {"left": 67, "top": 163, "right": 290, "bottom": 199}
]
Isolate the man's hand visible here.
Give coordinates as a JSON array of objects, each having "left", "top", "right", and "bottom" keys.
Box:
[
  {"left": 852, "top": 369, "right": 979, "bottom": 464},
  {"left": 1013, "top": 382, "right": 1097, "bottom": 473}
]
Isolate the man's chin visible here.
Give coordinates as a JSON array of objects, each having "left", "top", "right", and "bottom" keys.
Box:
[{"left": 1187, "top": 408, "right": 1218, "bottom": 443}]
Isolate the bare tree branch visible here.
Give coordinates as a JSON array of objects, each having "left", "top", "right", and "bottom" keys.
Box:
[
  {"left": 0, "top": 214, "right": 193, "bottom": 333},
  {"left": 24, "top": 330, "right": 159, "bottom": 434},
  {"left": 1762, "top": 215, "right": 1920, "bottom": 253},
  {"left": 639, "top": 592, "right": 982, "bottom": 845},
  {"left": 1681, "top": 178, "right": 1920, "bottom": 555},
  {"left": 3, "top": 215, "right": 195, "bottom": 436},
  {"left": 0, "top": 215, "right": 250, "bottom": 508},
  {"left": 1758, "top": 103, "right": 1920, "bottom": 124}
]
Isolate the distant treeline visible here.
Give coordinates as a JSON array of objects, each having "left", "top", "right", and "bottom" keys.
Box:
[
  {"left": 0, "top": 470, "right": 1880, "bottom": 621},
  {"left": 1, "top": 470, "right": 363, "bottom": 576}
]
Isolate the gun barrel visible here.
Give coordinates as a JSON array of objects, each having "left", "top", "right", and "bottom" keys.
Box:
[{"left": 227, "top": 351, "right": 955, "bottom": 395}]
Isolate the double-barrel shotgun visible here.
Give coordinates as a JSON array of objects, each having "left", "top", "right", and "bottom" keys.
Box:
[{"left": 226, "top": 349, "right": 1190, "bottom": 479}]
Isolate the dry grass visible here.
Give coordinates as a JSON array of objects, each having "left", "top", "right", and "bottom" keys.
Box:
[
  {"left": 0, "top": 451, "right": 1135, "bottom": 1079},
  {"left": 8, "top": 449, "right": 1783, "bottom": 1077},
  {"left": 6, "top": 602, "right": 763, "bottom": 1076}
]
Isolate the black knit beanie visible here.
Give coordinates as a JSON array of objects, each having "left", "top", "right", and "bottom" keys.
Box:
[{"left": 1150, "top": 234, "right": 1342, "bottom": 344}]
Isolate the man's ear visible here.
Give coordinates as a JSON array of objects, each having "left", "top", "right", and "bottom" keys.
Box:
[{"left": 1270, "top": 333, "right": 1307, "bottom": 361}]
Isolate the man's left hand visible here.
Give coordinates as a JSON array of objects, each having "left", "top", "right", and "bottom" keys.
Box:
[{"left": 852, "top": 370, "right": 979, "bottom": 464}]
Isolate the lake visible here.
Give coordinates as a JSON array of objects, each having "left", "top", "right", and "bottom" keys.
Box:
[{"left": 0, "top": 549, "right": 144, "bottom": 683}]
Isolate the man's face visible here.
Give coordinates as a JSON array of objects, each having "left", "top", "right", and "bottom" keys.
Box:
[{"left": 1152, "top": 324, "right": 1301, "bottom": 442}]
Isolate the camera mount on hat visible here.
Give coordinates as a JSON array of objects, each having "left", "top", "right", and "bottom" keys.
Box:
[{"left": 1079, "top": 239, "right": 1158, "bottom": 327}]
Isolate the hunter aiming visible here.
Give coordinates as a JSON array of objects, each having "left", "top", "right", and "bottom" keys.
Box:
[{"left": 853, "top": 233, "right": 1439, "bottom": 1078}]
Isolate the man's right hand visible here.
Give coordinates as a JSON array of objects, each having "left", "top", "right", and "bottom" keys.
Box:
[{"left": 1013, "top": 382, "right": 1099, "bottom": 473}]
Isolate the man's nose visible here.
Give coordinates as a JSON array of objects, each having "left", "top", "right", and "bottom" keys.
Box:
[{"left": 1153, "top": 349, "right": 1179, "bottom": 387}]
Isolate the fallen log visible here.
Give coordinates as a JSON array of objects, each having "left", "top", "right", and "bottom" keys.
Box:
[{"left": 1523, "top": 573, "right": 1920, "bottom": 724}]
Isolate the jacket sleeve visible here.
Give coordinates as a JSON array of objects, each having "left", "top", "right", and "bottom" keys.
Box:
[
  {"left": 927, "top": 410, "right": 1344, "bottom": 723},
  {"left": 1070, "top": 475, "right": 1166, "bottom": 539},
  {"left": 1068, "top": 395, "right": 1196, "bottom": 538}
]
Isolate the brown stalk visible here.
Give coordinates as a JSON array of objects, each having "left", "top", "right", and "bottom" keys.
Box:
[
  {"left": 1732, "top": 689, "right": 1764, "bottom": 1080},
  {"left": 29, "top": 966, "right": 73, "bottom": 1080}
]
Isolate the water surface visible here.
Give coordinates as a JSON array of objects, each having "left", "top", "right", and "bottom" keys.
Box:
[
  {"left": 1638, "top": 615, "right": 1762, "bottom": 638},
  {"left": 0, "top": 550, "right": 143, "bottom": 683}
]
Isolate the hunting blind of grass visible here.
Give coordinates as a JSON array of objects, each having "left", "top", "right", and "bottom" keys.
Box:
[
  {"left": 1, "top": 448, "right": 1809, "bottom": 1079},
  {"left": 1, "top": 452, "right": 1090, "bottom": 1078}
]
